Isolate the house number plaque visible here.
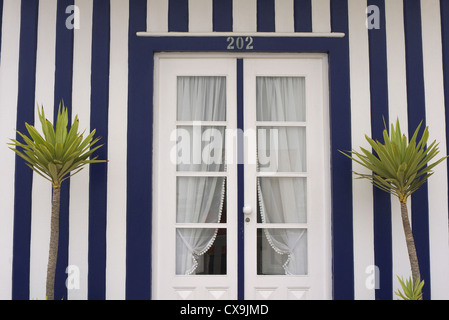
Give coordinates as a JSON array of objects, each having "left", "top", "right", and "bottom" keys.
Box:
[{"left": 226, "top": 36, "right": 254, "bottom": 50}]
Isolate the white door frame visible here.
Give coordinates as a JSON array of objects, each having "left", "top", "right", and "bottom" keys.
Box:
[{"left": 152, "top": 53, "right": 332, "bottom": 300}]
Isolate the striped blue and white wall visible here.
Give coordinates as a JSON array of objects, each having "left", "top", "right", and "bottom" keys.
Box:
[{"left": 0, "top": 0, "right": 448, "bottom": 300}]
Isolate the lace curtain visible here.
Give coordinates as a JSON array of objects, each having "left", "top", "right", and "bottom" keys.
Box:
[
  {"left": 175, "top": 76, "right": 226, "bottom": 275},
  {"left": 257, "top": 77, "right": 308, "bottom": 275}
]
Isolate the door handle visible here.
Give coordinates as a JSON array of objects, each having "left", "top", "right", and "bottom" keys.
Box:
[{"left": 242, "top": 206, "right": 253, "bottom": 215}]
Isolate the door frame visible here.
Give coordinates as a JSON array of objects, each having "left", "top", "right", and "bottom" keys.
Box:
[
  {"left": 133, "top": 34, "right": 354, "bottom": 300},
  {"left": 152, "top": 52, "right": 331, "bottom": 299}
]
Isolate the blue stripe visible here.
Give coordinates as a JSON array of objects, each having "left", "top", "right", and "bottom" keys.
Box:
[
  {"left": 213, "top": 0, "right": 232, "bottom": 32},
  {"left": 0, "top": 0, "right": 3, "bottom": 64},
  {"left": 88, "top": 0, "right": 110, "bottom": 300},
  {"left": 330, "top": 0, "right": 354, "bottom": 300},
  {"left": 53, "top": 0, "right": 74, "bottom": 300},
  {"left": 403, "top": 0, "right": 431, "bottom": 299},
  {"left": 168, "top": 0, "right": 188, "bottom": 32},
  {"left": 127, "top": 0, "right": 152, "bottom": 300},
  {"left": 12, "top": 0, "right": 39, "bottom": 300},
  {"left": 294, "top": 0, "right": 312, "bottom": 32},
  {"left": 441, "top": 0, "right": 449, "bottom": 230},
  {"left": 367, "top": 0, "right": 392, "bottom": 300},
  {"left": 257, "top": 0, "right": 275, "bottom": 32},
  {"left": 237, "top": 59, "right": 245, "bottom": 300}
]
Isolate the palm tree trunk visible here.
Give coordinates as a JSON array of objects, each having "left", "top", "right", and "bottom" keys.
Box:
[
  {"left": 46, "top": 186, "right": 60, "bottom": 300},
  {"left": 400, "top": 201, "right": 421, "bottom": 285}
]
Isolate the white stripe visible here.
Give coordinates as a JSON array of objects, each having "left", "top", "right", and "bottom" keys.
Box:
[
  {"left": 189, "top": 0, "right": 212, "bottom": 32},
  {"left": 30, "top": 0, "right": 57, "bottom": 300},
  {"left": 420, "top": 0, "right": 449, "bottom": 299},
  {"left": 106, "top": 0, "right": 128, "bottom": 300},
  {"left": 275, "top": 0, "right": 294, "bottom": 33},
  {"left": 385, "top": 0, "right": 411, "bottom": 296},
  {"left": 233, "top": 0, "right": 257, "bottom": 32},
  {"left": 0, "top": 0, "right": 21, "bottom": 300},
  {"left": 147, "top": 0, "right": 168, "bottom": 32},
  {"left": 68, "top": 0, "right": 93, "bottom": 300},
  {"left": 385, "top": 0, "right": 408, "bottom": 131},
  {"left": 312, "top": 0, "right": 331, "bottom": 33},
  {"left": 348, "top": 0, "right": 374, "bottom": 300}
]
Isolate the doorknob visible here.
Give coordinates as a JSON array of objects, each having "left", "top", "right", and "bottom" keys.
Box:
[{"left": 242, "top": 206, "right": 253, "bottom": 215}]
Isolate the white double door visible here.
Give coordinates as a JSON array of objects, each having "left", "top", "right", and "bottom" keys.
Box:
[{"left": 153, "top": 54, "right": 332, "bottom": 300}]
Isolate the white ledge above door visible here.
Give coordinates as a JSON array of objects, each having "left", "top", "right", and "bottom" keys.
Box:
[{"left": 136, "top": 31, "right": 345, "bottom": 38}]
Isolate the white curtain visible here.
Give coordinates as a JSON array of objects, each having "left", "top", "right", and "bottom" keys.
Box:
[
  {"left": 256, "top": 77, "right": 308, "bottom": 275},
  {"left": 176, "top": 76, "right": 226, "bottom": 275},
  {"left": 177, "top": 76, "right": 226, "bottom": 121},
  {"left": 256, "top": 77, "right": 305, "bottom": 122}
]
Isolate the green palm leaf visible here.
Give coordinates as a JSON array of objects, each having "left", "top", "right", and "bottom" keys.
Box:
[
  {"left": 340, "top": 118, "right": 448, "bottom": 203},
  {"left": 8, "top": 102, "right": 107, "bottom": 188},
  {"left": 395, "top": 276, "right": 424, "bottom": 300}
]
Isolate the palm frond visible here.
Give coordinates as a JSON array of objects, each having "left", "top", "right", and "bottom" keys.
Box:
[
  {"left": 8, "top": 102, "right": 107, "bottom": 188},
  {"left": 395, "top": 276, "right": 424, "bottom": 300},
  {"left": 339, "top": 118, "right": 448, "bottom": 203}
]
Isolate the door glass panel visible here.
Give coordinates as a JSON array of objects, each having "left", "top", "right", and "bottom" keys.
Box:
[
  {"left": 257, "top": 126, "right": 306, "bottom": 172},
  {"left": 257, "top": 177, "right": 307, "bottom": 223},
  {"left": 177, "top": 76, "right": 226, "bottom": 121},
  {"left": 255, "top": 76, "right": 309, "bottom": 278},
  {"left": 257, "top": 228, "right": 307, "bottom": 275},
  {"left": 175, "top": 75, "right": 228, "bottom": 278},
  {"left": 256, "top": 77, "right": 305, "bottom": 122},
  {"left": 175, "top": 126, "right": 226, "bottom": 172},
  {"left": 176, "top": 228, "right": 227, "bottom": 275},
  {"left": 177, "top": 177, "right": 226, "bottom": 223}
]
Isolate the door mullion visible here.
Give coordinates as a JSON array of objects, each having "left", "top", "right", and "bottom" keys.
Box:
[{"left": 237, "top": 58, "right": 245, "bottom": 300}]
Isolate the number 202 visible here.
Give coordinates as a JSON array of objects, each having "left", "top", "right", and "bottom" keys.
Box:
[{"left": 227, "top": 36, "right": 254, "bottom": 50}]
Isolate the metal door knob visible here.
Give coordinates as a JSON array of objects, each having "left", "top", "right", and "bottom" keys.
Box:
[{"left": 242, "top": 206, "right": 252, "bottom": 215}]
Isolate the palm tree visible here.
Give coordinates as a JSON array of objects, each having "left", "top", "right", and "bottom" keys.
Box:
[
  {"left": 8, "top": 102, "right": 106, "bottom": 300},
  {"left": 340, "top": 119, "right": 447, "bottom": 294}
]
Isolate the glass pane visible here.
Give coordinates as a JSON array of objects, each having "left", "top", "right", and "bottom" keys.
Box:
[
  {"left": 175, "top": 126, "right": 226, "bottom": 172},
  {"left": 177, "top": 76, "right": 226, "bottom": 121},
  {"left": 177, "top": 177, "right": 226, "bottom": 223},
  {"left": 176, "top": 228, "right": 227, "bottom": 275},
  {"left": 256, "top": 77, "right": 305, "bottom": 122},
  {"left": 257, "top": 228, "right": 307, "bottom": 275},
  {"left": 257, "top": 126, "right": 306, "bottom": 172},
  {"left": 257, "top": 177, "right": 307, "bottom": 223}
]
